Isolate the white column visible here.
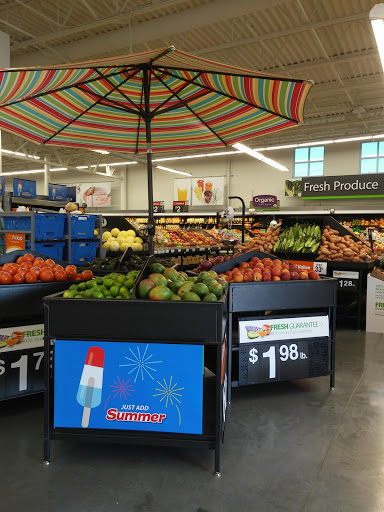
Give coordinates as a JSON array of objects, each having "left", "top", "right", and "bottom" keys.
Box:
[
  {"left": 44, "top": 157, "right": 50, "bottom": 196},
  {"left": 120, "top": 165, "right": 127, "bottom": 210}
]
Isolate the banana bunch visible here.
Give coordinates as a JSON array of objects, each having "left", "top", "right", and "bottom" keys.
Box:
[{"left": 273, "top": 223, "right": 322, "bottom": 254}]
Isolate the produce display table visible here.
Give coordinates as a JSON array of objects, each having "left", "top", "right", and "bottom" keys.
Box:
[
  {"left": 43, "top": 292, "right": 228, "bottom": 474},
  {"left": 211, "top": 251, "right": 337, "bottom": 402},
  {"left": 325, "top": 258, "right": 383, "bottom": 330},
  {"left": 0, "top": 251, "right": 76, "bottom": 401}
]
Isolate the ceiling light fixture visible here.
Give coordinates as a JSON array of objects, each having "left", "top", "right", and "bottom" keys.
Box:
[
  {"left": 370, "top": 4, "right": 384, "bottom": 72},
  {"left": 156, "top": 165, "right": 192, "bottom": 176},
  {"left": 1, "top": 149, "right": 40, "bottom": 159},
  {"left": 334, "top": 136, "right": 373, "bottom": 143},
  {"left": 232, "top": 142, "right": 289, "bottom": 171},
  {"left": 91, "top": 149, "right": 110, "bottom": 155}
]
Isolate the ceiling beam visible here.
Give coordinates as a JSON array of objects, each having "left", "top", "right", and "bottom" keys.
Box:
[{"left": 11, "top": 0, "right": 288, "bottom": 66}]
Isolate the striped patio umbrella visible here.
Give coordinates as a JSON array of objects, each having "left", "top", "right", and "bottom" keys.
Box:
[{"left": 0, "top": 46, "right": 313, "bottom": 252}]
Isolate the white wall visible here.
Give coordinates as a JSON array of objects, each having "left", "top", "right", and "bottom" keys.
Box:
[{"left": 1, "top": 140, "right": 383, "bottom": 212}]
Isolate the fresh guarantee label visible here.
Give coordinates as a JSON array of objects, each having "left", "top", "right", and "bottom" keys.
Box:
[{"left": 239, "top": 316, "right": 329, "bottom": 343}]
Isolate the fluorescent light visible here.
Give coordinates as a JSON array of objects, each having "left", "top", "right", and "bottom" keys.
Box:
[
  {"left": 232, "top": 142, "right": 289, "bottom": 171},
  {"left": 205, "top": 151, "right": 241, "bottom": 157},
  {"left": 335, "top": 136, "right": 372, "bottom": 143},
  {"left": 373, "top": 134, "right": 384, "bottom": 138},
  {"left": 370, "top": 4, "right": 384, "bottom": 72},
  {"left": 298, "top": 140, "right": 334, "bottom": 146},
  {"left": 1, "top": 169, "right": 45, "bottom": 175},
  {"left": 76, "top": 165, "right": 89, "bottom": 169},
  {"left": 1, "top": 149, "right": 40, "bottom": 159},
  {"left": 51, "top": 167, "right": 67, "bottom": 171},
  {"left": 156, "top": 165, "right": 192, "bottom": 176},
  {"left": 91, "top": 161, "right": 137, "bottom": 167},
  {"left": 91, "top": 149, "right": 109, "bottom": 155},
  {"left": 265, "top": 144, "right": 299, "bottom": 150}
]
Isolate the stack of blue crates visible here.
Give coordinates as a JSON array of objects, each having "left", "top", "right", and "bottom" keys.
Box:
[
  {"left": 3, "top": 213, "right": 66, "bottom": 259},
  {"left": 66, "top": 215, "right": 98, "bottom": 265}
]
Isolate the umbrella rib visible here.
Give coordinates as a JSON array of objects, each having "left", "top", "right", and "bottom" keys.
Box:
[
  {"left": 94, "top": 68, "right": 144, "bottom": 115},
  {"left": 42, "top": 68, "right": 139, "bottom": 144},
  {"left": 153, "top": 67, "right": 300, "bottom": 125},
  {"left": 0, "top": 67, "right": 135, "bottom": 108},
  {"left": 151, "top": 71, "right": 203, "bottom": 116},
  {"left": 155, "top": 90, "right": 211, "bottom": 116},
  {"left": 151, "top": 65, "right": 310, "bottom": 84},
  {"left": 135, "top": 81, "right": 144, "bottom": 154},
  {"left": 152, "top": 70, "right": 227, "bottom": 147},
  {"left": 77, "top": 85, "right": 140, "bottom": 116}
]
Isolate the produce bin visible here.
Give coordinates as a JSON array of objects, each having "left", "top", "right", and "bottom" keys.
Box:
[
  {"left": 3, "top": 213, "right": 65, "bottom": 240},
  {"left": 70, "top": 241, "right": 98, "bottom": 265},
  {"left": 67, "top": 215, "right": 97, "bottom": 239},
  {"left": 34, "top": 241, "right": 65, "bottom": 260}
]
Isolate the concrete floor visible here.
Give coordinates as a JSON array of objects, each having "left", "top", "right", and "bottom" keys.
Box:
[{"left": 2, "top": 329, "right": 384, "bottom": 512}]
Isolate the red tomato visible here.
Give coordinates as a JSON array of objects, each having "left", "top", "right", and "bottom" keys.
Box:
[
  {"left": 80, "top": 270, "right": 93, "bottom": 281},
  {"left": 13, "top": 273, "right": 25, "bottom": 284},
  {"left": 0, "top": 271, "right": 12, "bottom": 285},
  {"left": 23, "top": 254, "right": 35, "bottom": 263},
  {"left": 30, "top": 266, "right": 41, "bottom": 276},
  {"left": 16, "top": 256, "right": 24, "bottom": 265},
  {"left": 20, "top": 262, "right": 32, "bottom": 271},
  {"left": 25, "top": 272, "right": 38, "bottom": 283},
  {"left": 3, "top": 263, "right": 18, "bottom": 276},
  {"left": 39, "top": 269, "right": 54, "bottom": 282},
  {"left": 33, "top": 258, "right": 45, "bottom": 268},
  {"left": 74, "top": 274, "right": 82, "bottom": 281},
  {"left": 53, "top": 265, "right": 64, "bottom": 273},
  {"left": 17, "top": 269, "right": 27, "bottom": 277},
  {"left": 45, "top": 259, "right": 56, "bottom": 268},
  {"left": 65, "top": 265, "right": 77, "bottom": 273},
  {"left": 54, "top": 270, "right": 68, "bottom": 281}
]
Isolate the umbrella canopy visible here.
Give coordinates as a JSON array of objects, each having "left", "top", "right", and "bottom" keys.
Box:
[{"left": 0, "top": 46, "right": 313, "bottom": 251}]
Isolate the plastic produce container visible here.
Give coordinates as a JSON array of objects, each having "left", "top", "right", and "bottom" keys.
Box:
[
  {"left": 3, "top": 213, "right": 65, "bottom": 240},
  {"left": 67, "top": 215, "right": 97, "bottom": 239},
  {"left": 34, "top": 242, "right": 65, "bottom": 260},
  {"left": 70, "top": 241, "right": 98, "bottom": 265}
]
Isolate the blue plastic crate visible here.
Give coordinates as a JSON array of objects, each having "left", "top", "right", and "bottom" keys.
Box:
[
  {"left": 3, "top": 213, "right": 65, "bottom": 240},
  {"left": 68, "top": 215, "right": 97, "bottom": 239},
  {"left": 70, "top": 241, "right": 98, "bottom": 265},
  {"left": 34, "top": 242, "right": 65, "bottom": 260}
]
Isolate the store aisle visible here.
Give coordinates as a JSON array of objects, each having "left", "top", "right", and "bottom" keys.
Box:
[{"left": 2, "top": 330, "right": 383, "bottom": 512}]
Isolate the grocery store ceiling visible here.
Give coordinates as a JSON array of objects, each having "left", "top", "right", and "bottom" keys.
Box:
[{"left": 0, "top": 0, "right": 383, "bottom": 173}]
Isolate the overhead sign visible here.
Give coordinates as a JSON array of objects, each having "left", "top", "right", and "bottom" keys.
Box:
[
  {"left": 13, "top": 178, "right": 36, "bottom": 198},
  {"left": 54, "top": 340, "right": 204, "bottom": 435},
  {"left": 239, "top": 315, "right": 329, "bottom": 343},
  {"left": 252, "top": 195, "right": 278, "bottom": 208},
  {"left": 301, "top": 174, "right": 384, "bottom": 199}
]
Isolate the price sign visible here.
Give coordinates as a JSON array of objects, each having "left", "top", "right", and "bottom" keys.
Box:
[
  {"left": 0, "top": 347, "right": 47, "bottom": 400},
  {"left": 333, "top": 270, "right": 359, "bottom": 293},
  {"left": 239, "top": 338, "right": 329, "bottom": 386},
  {"left": 313, "top": 261, "right": 327, "bottom": 275},
  {"left": 153, "top": 201, "right": 164, "bottom": 213},
  {"left": 173, "top": 201, "right": 188, "bottom": 213}
]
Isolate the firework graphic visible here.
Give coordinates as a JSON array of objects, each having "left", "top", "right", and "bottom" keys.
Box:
[
  {"left": 104, "top": 376, "right": 134, "bottom": 410},
  {"left": 153, "top": 376, "right": 184, "bottom": 425},
  {"left": 119, "top": 344, "right": 162, "bottom": 383}
]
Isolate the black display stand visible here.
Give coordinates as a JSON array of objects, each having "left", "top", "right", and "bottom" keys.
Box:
[
  {"left": 212, "top": 251, "right": 337, "bottom": 402},
  {"left": 43, "top": 290, "right": 228, "bottom": 475}
]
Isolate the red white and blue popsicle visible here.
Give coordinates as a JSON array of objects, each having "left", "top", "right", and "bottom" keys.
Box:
[{"left": 76, "top": 346, "right": 105, "bottom": 428}]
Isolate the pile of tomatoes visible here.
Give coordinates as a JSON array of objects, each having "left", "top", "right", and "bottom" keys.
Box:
[{"left": 0, "top": 253, "right": 93, "bottom": 285}]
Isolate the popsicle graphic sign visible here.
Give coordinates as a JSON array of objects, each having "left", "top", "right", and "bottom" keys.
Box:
[
  {"left": 76, "top": 347, "right": 104, "bottom": 428},
  {"left": 54, "top": 340, "right": 203, "bottom": 434}
]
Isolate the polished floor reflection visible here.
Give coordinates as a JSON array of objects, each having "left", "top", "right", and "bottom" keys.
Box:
[{"left": 1, "top": 329, "right": 382, "bottom": 512}]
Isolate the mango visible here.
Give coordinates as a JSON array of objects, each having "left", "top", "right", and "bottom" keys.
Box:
[
  {"left": 182, "top": 291, "right": 201, "bottom": 301},
  {"left": 163, "top": 268, "right": 180, "bottom": 282},
  {"left": 197, "top": 271, "right": 211, "bottom": 283},
  {"left": 138, "top": 279, "right": 155, "bottom": 299},
  {"left": 203, "top": 292, "right": 218, "bottom": 302},
  {"left": 148, "top": 263, "right": 165, "bottom": 274},
  {"left": 192, "top": 283, "right": 209, "bottom": 298},
  {"left": 169, "top": 280, "right": 184, "bottom": 294},
  {"left": 177, "top": 283, "right": 194, "bottom": 297},
  {"left": 148, "top": 273, "right": 167, "bottom": 287},
  {"left": 149, "top": 286, "right": 172, "bottom": 301},
  {"left": 209, "top": 282, "right": 223, "bottom": 298}
]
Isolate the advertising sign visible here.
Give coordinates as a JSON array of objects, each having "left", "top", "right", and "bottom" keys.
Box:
[
  {"left": 76, "top": 183, "right": 111, "bottom": 207},
  {"left": 252, "top": 195, "right": 277, "bottom": 208},
  {"left": 192, "top": 176, "right": 225, "bottom": 206},
  {"left": 0, "top": 324, "right": 44, "bottom": 352},
  {"left": 54, "top": 340, "right": 204, "bottom": 434},
  {"left": 285, "top": 180, "right": 302, "bottom": 197},
  {"left": 66, "top": 185, "right": 76, "bottom": 202},
  {"left": 301, "top": 174, "right": 384, "bottom": 199},
  {"left": 366, "top": 275, "right": 384, "bottom": 332},
  {"left": 173, "top": 178, "right": 191, "bottom": 204},
  {"left": 287, "top": 260, "right": 328, "bottom": 275},
  {"left": 13, "top": 178, "right": 36, "bottom": 198},
  {"left": 0, "top": 176, "right": 4, "bottom": 195},
  {"left": 5, "top": 232, "right": 25, "bottom": 253},
  {"left": 49, "top": 183, "right": 67, "bottom": 202},
  {"left": 239, "top": 315, "right": 329, "bottom": 344}
]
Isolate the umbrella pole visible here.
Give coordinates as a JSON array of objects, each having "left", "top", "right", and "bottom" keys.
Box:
[{"left": 143, "top": 66, "right": 155, "bottom": 255}]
